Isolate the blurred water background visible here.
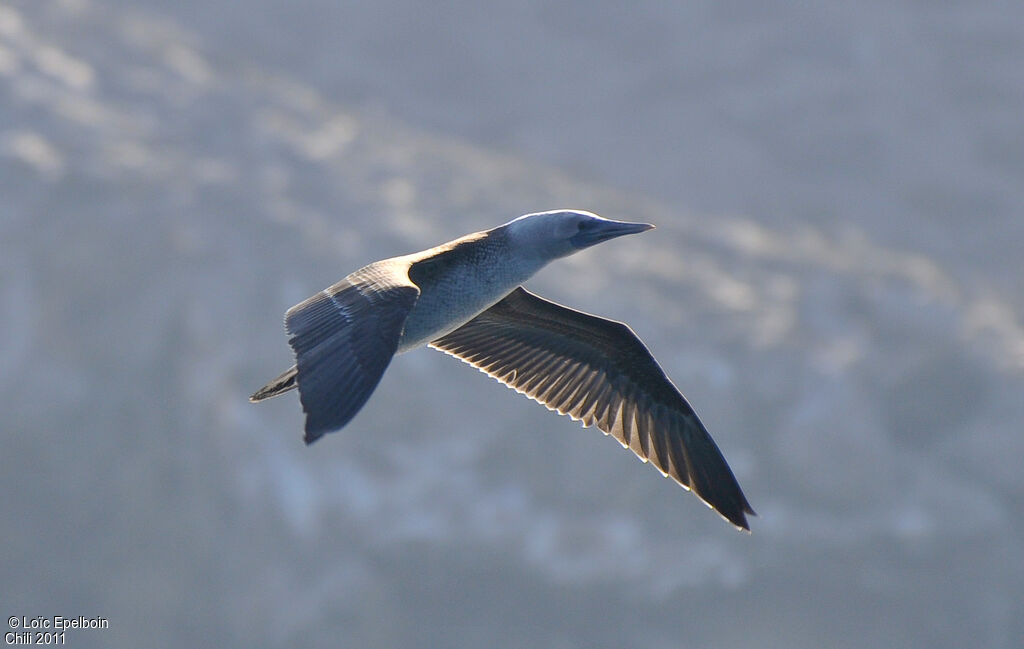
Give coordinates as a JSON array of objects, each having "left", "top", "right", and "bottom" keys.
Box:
[{"left": 2, "top": 1, "right": 1022, "bottom": 647}]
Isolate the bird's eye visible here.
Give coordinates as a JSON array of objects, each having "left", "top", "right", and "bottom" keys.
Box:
[{"left": 576, "top": 221, "right": 587, "bottom": 232}]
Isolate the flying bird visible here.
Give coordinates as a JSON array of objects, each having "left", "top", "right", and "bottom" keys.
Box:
[{"left": 251, "top": 210, "right": 755, "bottom": 530}]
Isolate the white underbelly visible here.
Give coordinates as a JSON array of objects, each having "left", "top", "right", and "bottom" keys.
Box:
[
  {"left": 397, "top": 257, "right": 541, "bottom": 352},
  {"left": 390, "top": 233, "right": 548, "bottom": 353},
  {"left": 397, "top": 280, "right": 512, "bottom": 352}
]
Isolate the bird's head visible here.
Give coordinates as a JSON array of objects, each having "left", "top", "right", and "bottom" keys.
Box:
[{"left": 503, "top": 210, "right": 654, "bottom": 260}]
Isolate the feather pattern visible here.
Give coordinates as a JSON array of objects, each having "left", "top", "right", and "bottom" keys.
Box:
[
  {"left": 431, "top": 287, "right": 754, "bottom": 530},
  {"left": 284, "top": 263, "right": 420, "bottom": 443}
]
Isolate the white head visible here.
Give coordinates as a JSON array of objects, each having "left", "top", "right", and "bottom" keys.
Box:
[{"left": 502, "top": 210, "right": 654, "bottom": 260}]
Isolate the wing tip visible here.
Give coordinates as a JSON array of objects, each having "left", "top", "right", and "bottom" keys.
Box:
[
  {"left": 726, "top": 499, "right": 757, "bottom": 533},
  {"left": 304, "top": 427, "right": 327, "bottom": 445}
]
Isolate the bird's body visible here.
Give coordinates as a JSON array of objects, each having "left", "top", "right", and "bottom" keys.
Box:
[
  {"left": 398, "top": 228, "right": 540, "bottom": 350},
  {"left": 251, "top": 210, "right": 755, "bottom": 530}
]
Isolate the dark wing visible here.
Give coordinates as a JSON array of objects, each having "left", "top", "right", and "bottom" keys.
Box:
[
  {"left": 430, "top": 287, "right": 754, "bottom": 530},
  {"left": 285, "top": 266, "right": 419, "bottom": 444}
]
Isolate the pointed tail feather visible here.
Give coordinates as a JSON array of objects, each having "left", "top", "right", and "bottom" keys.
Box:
[{"left": 249, "top": 365, "right": 298, "bottom": 402}]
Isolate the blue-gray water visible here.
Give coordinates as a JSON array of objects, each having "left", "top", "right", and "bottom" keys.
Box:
[{"left": 1, "top": 1, "right": 1022, "bottom": 647}]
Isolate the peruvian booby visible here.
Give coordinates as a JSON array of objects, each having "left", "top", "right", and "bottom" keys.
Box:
[{"left": 250, "top": 210, "right": 755, "bottom": 530}]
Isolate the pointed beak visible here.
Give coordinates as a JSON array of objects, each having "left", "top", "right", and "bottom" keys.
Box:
[{"left": 571, "top": 219, "right": 655, "bottom": 249}]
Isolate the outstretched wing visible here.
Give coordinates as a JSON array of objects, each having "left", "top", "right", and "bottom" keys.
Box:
[
  {"left": 430, "top": 287, "right": 754, "bottom": 530},
  {"left": 286, "top": 264, "right": 419, "bottom": 443}
]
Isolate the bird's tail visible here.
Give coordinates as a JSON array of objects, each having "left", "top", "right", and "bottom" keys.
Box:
[{"left": 249, "top": 365, "right": 298, "bottom": 402}]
